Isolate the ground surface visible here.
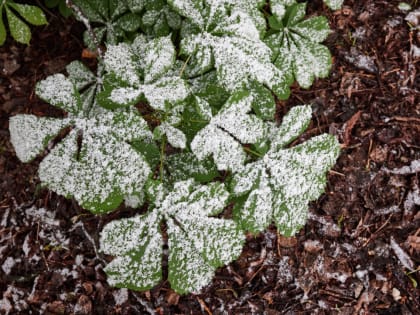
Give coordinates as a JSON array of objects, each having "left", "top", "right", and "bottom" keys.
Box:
[{"left": 0, "top": 0, "right": 419, "bottom": 314}]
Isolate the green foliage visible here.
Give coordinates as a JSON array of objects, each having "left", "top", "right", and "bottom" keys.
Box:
[
  {"left": 9, "top": 66, "right": 152, "bottom": 213},
  {"left": 44, "top": 0, "right": 73, "bottom": 18},
  {"left": 265, "top": 3, "right": 332, "bottom": 89},
  {"left": 100, "top": 180, "right": 244, "bottom": 293},
  {"left": 0, "top": 0, "right": 47, "bottom": 45},
  {"left": 231, "top": 106, "right": 340, "bottom": 236},
  {"left": 8, "top": 0, "right": 342, "bottom": 295}
]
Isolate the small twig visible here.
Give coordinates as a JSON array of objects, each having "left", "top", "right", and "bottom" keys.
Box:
[
  {"left": 197, "top": 297, "right": 213, "bottom": 315},
  {"left": 131, "top": 292, "right": 157, "bottom": 315},
  {"left": 65, "top": 0, "right": 103, "bottom": 58}
]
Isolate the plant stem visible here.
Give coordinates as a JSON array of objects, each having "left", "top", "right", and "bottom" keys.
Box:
[
  {"left": 160, "top": 136, "right": 166, "bottom": 182},
  {"left": 65, "top": 0, "right": 103, "bottom": 58},
  {"left": 244, "top": 146, "right": 263, "bottom": 157}
]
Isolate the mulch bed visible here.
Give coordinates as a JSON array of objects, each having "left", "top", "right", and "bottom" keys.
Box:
[{"left": 1, "top": 0, "right": 419, "bottom": 314}]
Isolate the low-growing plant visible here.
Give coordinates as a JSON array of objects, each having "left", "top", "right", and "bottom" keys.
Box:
[
  {"left": 0, "top": 0, "right": 47, "bottom": 45},
  {"left": 9, "top": 0, "right": 343, "bottom": 294}
]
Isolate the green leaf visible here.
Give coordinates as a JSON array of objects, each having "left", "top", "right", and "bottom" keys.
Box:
[
  {"left": 174, "top": 1, "right": 290, "bottom": 100},
  {"left": 45, "top": 0, "right": 60, "bottom": 8},
  {"left": 115, "top": 13, "right": 142, "bottom": 32},
  {"left": 125, "top": 0, "right": 147, "bottom": 13},
  {"left": 265, "top": 3, "right": 332, "bottom": 89},
  {"left": 100, "top": 180, "right": 244, "bottom": 294},
  {"left": 101, "top": 42, "right": 189, "bottom": 111},
  {"left": 66, "top": 61, "right": 96, "bottom": 90},
  {"left": 247, "top": 81, "right": 276, "bottom": 120},
  {"left": 36, "top": 74, "right": 82, "bottom": 115},
  {"left": 5, "top": 7, "right": 31, "bottom": 45},
  {"left": 166, "top": 152, "right": 219, "bottom": 183},
  {"left": 8, "top": 3, "right": 48, "bottom": 26},
  {"left": 0, "top": 15, "right": 6, "bottom": 46},
  {"left": 131, "top": 140, "right": 160, "bottom": 169},
  {"left": 270, "top": 105, "right": 312, "bottom": 150},
  {"left": 101, "top": 211, "right": 163, "bottom": 290},
  {"left": 232, "top": 106, "right": 341, "bottom": 236},
  {"left": 9, "top": 115, "right": 71, "bottom": 163},
  {"left": 324, "top": 0, "right": 344, "bottom": 10},
  {"left": 191, "top": 91, "right": 267, "bottom": 172}
]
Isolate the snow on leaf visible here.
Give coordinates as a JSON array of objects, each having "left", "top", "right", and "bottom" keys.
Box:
[
  {"left": 37, "top": 108, "right": 152, "bottom": 214},
  {"left": 173, "top": 0, "right": 291, "bottom": 99},
  {"left": 100, "top": 40, "right": 189, "bottom": 111},
  {"left": 9, "top": 115, "right": 71, "bottom": 163},
  {"left": 324, "top": 0, "right": 344, "bottom": 10},
  {"left": 265, "top": 3, "right": 332, "bottom": 89},
  {"left": 140, "top": 0, "right": 182, "bottom": 36},
  {"left": 191, "top": 91, "right": 267, "bottom": 172},
  {"left": 36, "top": 74, "right": 81, "bottom": 115},
  {"left": 154, "top": 122, "right": 187, "bottom": 149},
  {"left": 101, "top": 211, "right": 163, "bottom": 291},
  {"left": 100, "top": 180, "right": 244, "bottom": 294},
  {"left": 9, "top": 68, "right": 153, "bottom": 213},
  {"left": 72, "top": 0, "right": 140, "bottom": 48},
  {"left": 232, "top": 105, "right": 340, "bottom": 236}
]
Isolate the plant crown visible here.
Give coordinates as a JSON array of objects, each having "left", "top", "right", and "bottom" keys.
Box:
[{"left": 9, "top": 0, "right": 342, "bottom": 294}]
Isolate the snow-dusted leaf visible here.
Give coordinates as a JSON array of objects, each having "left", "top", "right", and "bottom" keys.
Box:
[
  {"left": 5, "top": 7, "right": 31, "bottom": 45},
  {"left": 140, "top": 0, "right": 182, "bottom": 36},
  {"left": 9, "top": 115, "right": 71, "bottom": 163},
  {"left": 232, "top": 106, "right": 340, "bottom": 236},
  {"left": 324, "top": 0, "right": 344, "bottom": 10},
  {"left": 36, "top": 74, "right": 81, "bottom": 115},
  {"left": 191, "top": 91, "right": 267, "bottom": 172},
  {"left": 100, "top": 41, "right": 189, "bottom": 111},
  {"left": 172, "top": 0, "right": 291, "bottom": 100},
  {"left": 154, "top": 122, "right": 186, "bottom": 149},
  {"left": 8, "top": 3, "right": 47, "bottom": 26},
  {"left": 100, "top": 180, "right": 244, "bottom": 294},
  {"left": 9, "top": 69, "right": 153, "bottom": 213},
  {"left": 265, "top": 3, "right": 332, "bottom": 89},
  {"left": 101, "top": 211, "right": 163, "bottom": 291},
  {"left": 166, "top": 152, "right": 218, "bottom": 183},
  {"left": 37, "top": 109, "right": 152, "bottom": 213},
  {"left": 72, "top": 0, "right": 139, "bottom": 48}
]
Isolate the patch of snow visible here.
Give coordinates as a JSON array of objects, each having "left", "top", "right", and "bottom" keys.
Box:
[
  {"left": 390, "top": 236, "right": 414, "bottom": 271},
  {"left": 2, "top": 257, "right": 15, "bottom": 274},
  {"left": 344, "top": 47, "right": 377, "bottom": 73},
  {"left": 113, "top": 288, "right": 129, "bottom": 305}
]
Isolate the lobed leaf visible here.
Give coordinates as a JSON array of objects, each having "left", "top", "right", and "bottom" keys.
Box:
[
  {"left": 191, "top": 91, "right": 267, "bottom": 172},
  {"left": 100, "top": 180, "right": 244, "bottom": 294},
  {"left": 232, "top": 106, "right": 341, "bottom": 236},
  {"left": 5, "top": 7, "right": 31, "bottom": 45},
  {"left": 265, "top": 3, "right": 332, "bottom": 89}
]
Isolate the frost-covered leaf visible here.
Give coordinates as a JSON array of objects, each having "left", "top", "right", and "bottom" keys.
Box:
[
  {"left": 265, "top": 3, "right": 332, "bottom": 89},
  {"left": 154, "top": 122, "right": 186, "bottom": 149},
  {"left": 72, "top": 0, "right": 140, "bottom": 48},
  {"left": 324, "top": 0, "right": 344, "bottom": 10},
  {"left": 191, "top": 91, "right": 267, "bottom": 172},
  {"left": 8, "top": 3, "right": 48, "bottom": 26},
  {"left": 171, "top": 0, "right": 291, "bottom": 100},
  {"left": 101, "top": 211, "right": 163, "bottom": 291},
  {"left": 232, "top": 105, "right": 340, "bottom": 235},
  {"left": 5, "top": 7, "right": 31, "bottom": 45},
  {"left": 100, "top": 180, "right": 244, "bottom": 294},
  {"left": 140, "top": 0, "right": 182, "bottom": 36},
  {"left": 36, "top": 74, "right": 81, "bottom": 115},
  {"left": 100, "top": 40, "right": 189, "bottom": 111},
  {"left": 9, "top": 115, "right": 71, "bottom": 163},
  {"left": 166, "top": 152, "right": 219, "bottom": 183},
  {"left": 9, "top": 70, "right": 153, "bottom": 213}
]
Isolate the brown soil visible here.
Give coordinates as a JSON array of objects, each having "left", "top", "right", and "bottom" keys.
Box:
[{"left": 1, "top": 0, "right": 419, "bottom": 314}]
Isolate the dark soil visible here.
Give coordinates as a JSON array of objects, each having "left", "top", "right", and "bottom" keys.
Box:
[{"left": 1, "top": 0, "right": 419, "bottom": 314}]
